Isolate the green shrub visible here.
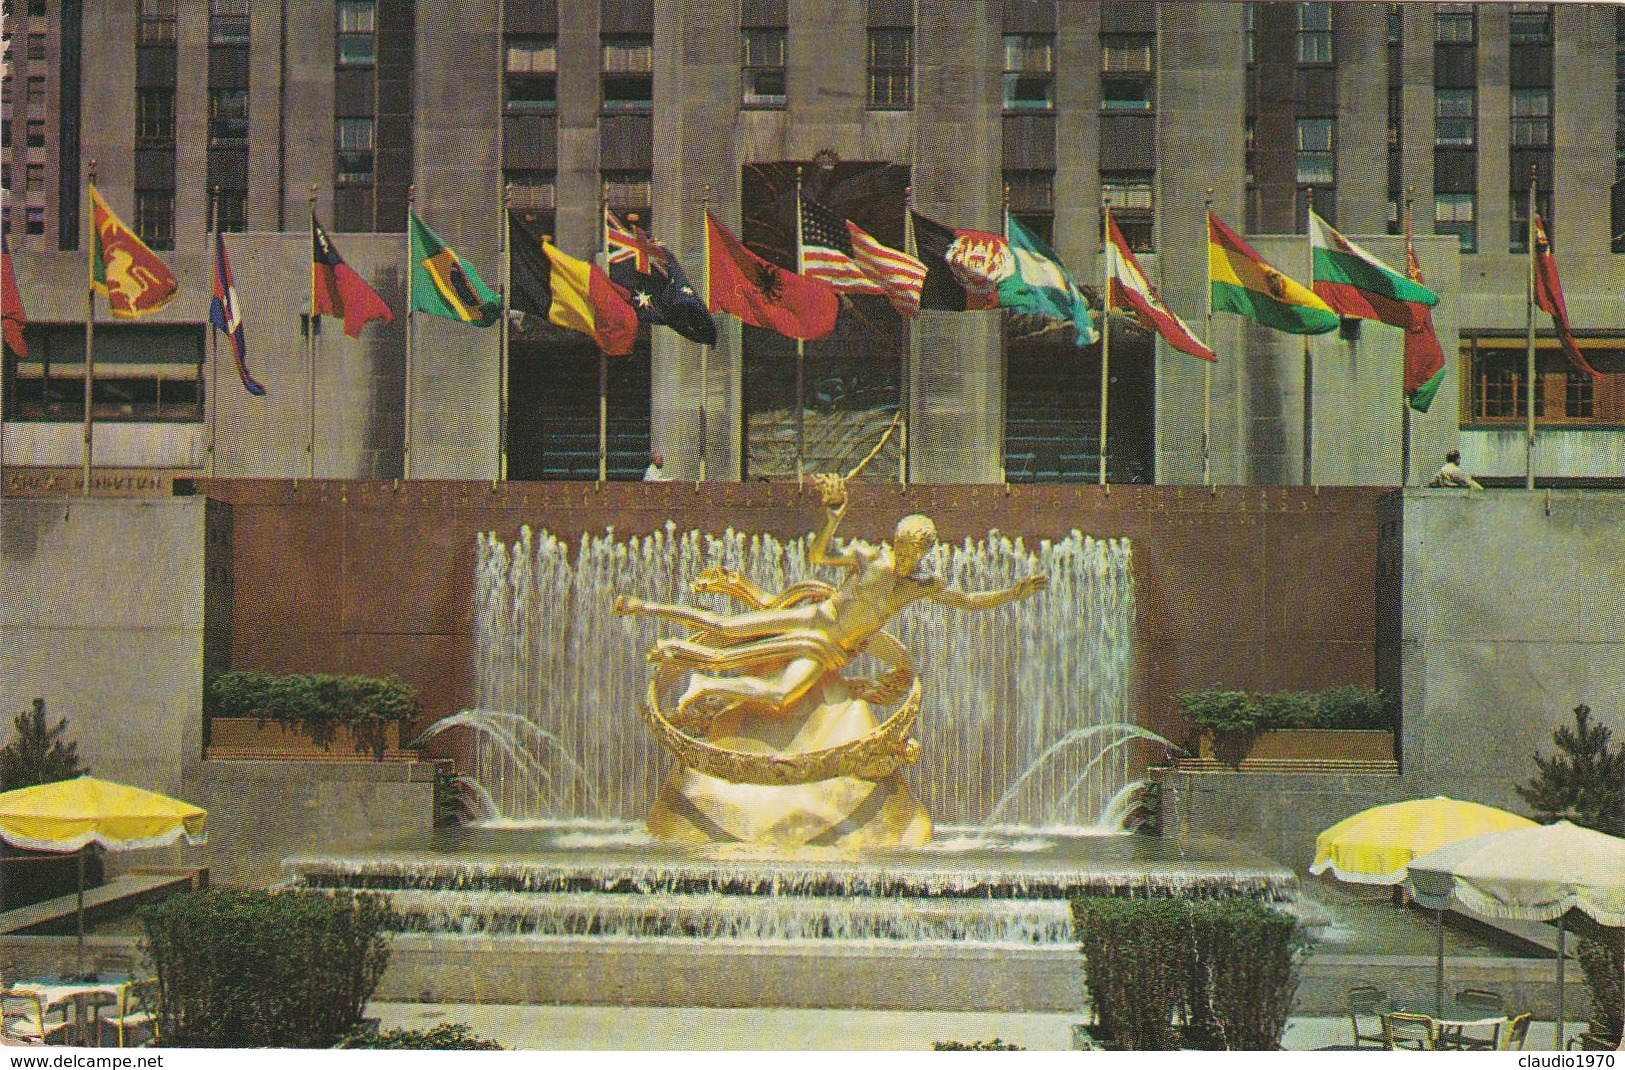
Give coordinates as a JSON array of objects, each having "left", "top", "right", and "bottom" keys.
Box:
[
  {"left": 206, "top": 671, "right": 420, "bottom": 757},
  {"left": 1178, "top": 686, "right": 1393, "bottom": 735},
  {"left": 1177, "top": 691, "right": 1260, "bottom": 735},
  {"left": 1073, "top": 895, "right": 1304, "bottom": 1051},
  {"left": 931, "top": 1039, "right": 1026, "bottom": 1051},
  {"left": 139, "top": 888, "right": 396, "bottom": 1048},
  {"left": 1255, "top": 691, "right": 1318, "bottom": 731},
  {"left": 1576, "top": 934, "right": 1624, "bottom": 1042},
  {"left": 1313, "top": 686, "right": 1393, "bottom": 731},
  {"left": 338, "top": 1023, "right": 505, "bottom": 1050}
]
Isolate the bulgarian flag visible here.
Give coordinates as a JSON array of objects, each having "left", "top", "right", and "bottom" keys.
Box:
[
  {"left": 1309, "top": 211, "right": 1438, "bottom": 329},
  {"left": 1208, "top": 212, "right": 1337, "bottom": 335},
  {"left": 1105, "top": 211, "right": 1213, "bottom": 361}
]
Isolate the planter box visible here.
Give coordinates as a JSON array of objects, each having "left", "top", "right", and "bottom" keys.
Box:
[
  {"left": 205, "top": 718, "right": 417, "bottom": 762},
  {"left": 1176, "top": 729, "right": 1397, "bottom": 774}
]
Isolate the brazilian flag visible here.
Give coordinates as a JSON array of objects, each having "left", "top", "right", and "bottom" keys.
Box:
[{"left": 409, "top": 211, "right": 500, "bottom": 326}]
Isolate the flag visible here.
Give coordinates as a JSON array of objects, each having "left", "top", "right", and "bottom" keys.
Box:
[
  {"left": 209, "top": 232, "right": 265, "bottom": 396},
  {"left": 847, "top": 219, "right": 925, "bottom": 317},
  {"left": 2, "top": 233, "right": 25, "bottom": 357},
  {"left": 509, "top": 217, "right": 638, "bottom": 355},
  {"left": 1208, "top": 212, "right": 1338, "bottom": 335},
  {"left": 604, "top": 209, "right": 717, "bottom": 345},
  {"left": 1003, "top": 214, "right": 1099, "bottom": 347},
  {"left": 311, "top": 215, "right": 394, "bottom": 338},
  {"left": 409, "top": 211, "right": 500, "bottom": 326},
  {"left": 1309, "top": 211, "right": 1438, "bottom": 329},
  {"left": 88, "top": 183, "right": 177, "bottom": 318},
  {"left": 704, "top": 211, "right": 838, "bottom": 340},
  {"left": 910, "top": 210, "right": 1008, "bottom": 311},
  {"left": 796, "top": 196, "right": 925, "bottom": 317},
  {"left": 1402, "top": 217, "right": 1446, "bottom": 413},
  {"left": 1105, "top": 211, "right": 1214, "bottom": 361},
  {"left": 1532, "top": 214, "right": 1600, "bottom": 380}
]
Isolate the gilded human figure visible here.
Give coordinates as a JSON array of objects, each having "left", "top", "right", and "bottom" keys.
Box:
[{"left": 615, "top": 474, "right": 1048, "bottom": 848}]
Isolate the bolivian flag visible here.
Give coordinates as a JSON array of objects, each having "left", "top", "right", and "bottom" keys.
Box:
[
  {"left": 89, "top": 184, "right": 178, "bottom": 319},
  {"left": 409, "top": 210, "right": 500, "bottom": 326},
  {"left": 508, "top": 217, "right": 639, "bottom": 356},
  {"left": 1208, "top": 212, "right": 1338, "bottom": 335}
]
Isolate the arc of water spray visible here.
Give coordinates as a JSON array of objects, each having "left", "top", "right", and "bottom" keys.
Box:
[
  {"left": 977, "top": 723, "right": 1173, "bottom": 835},
  {"left": 414, "top": 709, "right": 605, "bottom": 819}
]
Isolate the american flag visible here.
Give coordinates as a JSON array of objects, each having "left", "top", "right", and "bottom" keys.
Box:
[{"left": 798, "top": 196, "right": 925, "bottom": 317}]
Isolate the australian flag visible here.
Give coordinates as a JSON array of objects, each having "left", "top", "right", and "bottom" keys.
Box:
[
  {"left": 604, "top": 209, "right": 717, "bottom": 345},
  {"left": 209, "top": 231, "right": 265, "bottom": 396}
]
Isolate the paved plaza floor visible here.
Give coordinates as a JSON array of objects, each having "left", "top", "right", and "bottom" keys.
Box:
[{"left": 373, "top": 1002, "right": 1590, "bottom": 1051}]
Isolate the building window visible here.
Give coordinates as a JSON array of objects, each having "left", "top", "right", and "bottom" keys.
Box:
[
  {"left": 1002, "top": 33, "right": 1053, "bottom": 111},
  {"left": 1102, "top": 77, "right": 1153, "bottom": 112},
  {"left": 1510, "top": 190, "right": 1551, "bottom": 254},
  {"left": 1244, "top": 2, "right": 1255, "bottom": 65},
  {"left": 742, "top": 28, "right": 786, "bottom": 108},
  {"left": 1005, "top": 169, "right": 1054, "bottom": 244},
  {"left": 1101, "top": 32, "right": 1153, "bottom": 74},
  {"left": 137, "top": 0, "right": 176, "bottom": 45},
  {"left": 137, "top": 88, "right": 175, "bottom": 143},
  {"left": 1472, "top": 361, "right": 1537, "bottom": 419},
  {"left": 1296, "top": 118, "right": 1334, "bottom": 184},
  {"left": 1388, "top": 86, "right": 1402, "bottom": 147},
  {"left": 1435, "top": 192, "right": 1476, "bottom": 253},
  {"left": 1510, "top": 88, "right": 1551, "bottom": 148},
  {"left": 208, "top": 0, "right": 249, "bottom": 45},
  {"left": 1565, "top": 371, "right": 1594, "bottom": 419},
  {"left": 2, "top": 121, "right": 9, "bottom": 148},
  {"left": 134, "top": 190, "right": 174, "bottom": 250},
  {"left": 4, "top": 324, "right": 207, "bottom": 423},
  {"left": 604, "top": 170, "right": 652, "bottom": 227},
  {"left": 25, "top": 207, "right": 44, "bottom": 235},
  {"left": 506, "top": 169, "right": 557, "bottom": 214},
  {"left": 2, "top": 79, "right": 9, "bottom": 106},
  {"left": 1434, "top": 4, "right": 1475, "bottom": 44},
  {"left": 602, "top": 34, "right": 653, "bottom": 112},
  {"left": 208, "top": 89, "right": 249, "bottom": 146},
  {"left": 1102, "top": 170, "right": 1154, "bottom": 252},
  {"left": 25, "top": 163, "right": 43, "bottom": 194},
  {"left": 1296, "top": 2, "right": 1332, "bottom": 64},
  {"left": 1509, "top": 4, "right": 1552, "bottom": 45},
  {"left": 25, "top": 32, "right": 44, "bottom": 59},
  {"left": 25, "top": 76, "right": 44, "bottom": 110},
  {"left": 1435, "top": 88, "right": 1475, "bottom": 147},
  {"left": 506, "top": 34, "right": 557, "bottom": 110},
  {"left": 867, "top": 28, "right": 912, "bottom": 109},
  {"left": 336, "top": 0, "right": 376, "bottom": 65},
  {"left": 1386, "top": 3, "right": 1401, "bottom": 45},
  {"left": 336, "top": 118, "right": 374, "bottom": 184},
  {"left": 25, "top": 119, "right": 45, "bottom": 148},
  {"left": 27, "top": 0, "right": 46, "bottom": 16},
  {"left": 211, "top": 189, "right": 246, "bottom": 233}
]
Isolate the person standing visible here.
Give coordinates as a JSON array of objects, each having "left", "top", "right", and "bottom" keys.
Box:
[{"left": 1427, "top": 449, "right": 1484, "bottom": 489}]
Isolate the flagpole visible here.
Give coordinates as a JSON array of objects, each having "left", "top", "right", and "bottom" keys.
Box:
[
  {"left": 500, "top": 184, "right": 511, "bottom": 482},
  {"left": 794, "top": 166, "right": 806, "bottom": 486},
  {"left": 1525, "top": 165, "right": 1537, "bottom": 490},
  {"left": 1302, "top": 188, "right": 1315, "bottom": 486},
  {"left": 208, "top": 186, "right": 219, "bottom": 480},
  {"left": 1098, "top": 194, "right": 1111, "bottom": 487},
  {"left": 699, "top": 184, "right": 711, "bottom": 482},
  {"left": 82, "top": 160, "right": 96, "bottom": 496},
  {"left": 1002, "top": 184, "right": 1011, "bottom": 485},
  {"left": 307, "top": 184, "right": 318, "bottom": 480},
  {"left": 404, "top": 185, "right": 415, "bottom": 480},
  {"left": 1202, "top": 189, "right": 1214, "bottom": 486},
  {"left": 1401, "top": 188, "right": 1414, "bottom": 488},
  {"left": 598, "top": 182, "right": 610, "bottom": 484},
  {"left": 901, "top": 186, "right": 914, "bottom": 485}
]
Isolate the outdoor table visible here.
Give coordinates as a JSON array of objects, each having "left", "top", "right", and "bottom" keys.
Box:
[
  {"left": 1389, "top": 999, "right": 1510, "bottom": 1050},
  {"left": 10, "top": 975, "right": 132, "bottom": 1047}
]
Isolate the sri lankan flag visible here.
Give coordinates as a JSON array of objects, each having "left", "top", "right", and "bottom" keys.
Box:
[
  {"left": 408, "top": 210, "right": 500, "bottom": 326},
  {"left": 89, "top": 184, "right": 177, "bottom": 318},
  {"left": 1208, "top": 212, "right": 1338, "bottom": 336}
]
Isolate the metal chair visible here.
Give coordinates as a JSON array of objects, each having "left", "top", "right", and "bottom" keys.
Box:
[
  {"left": 96, "top": 979, "right": 159, "bottom": 1048},
  {"left": 1499, "top": 1014, "right": 1533, "bottom": 1051},
  {"left": 1346, "top": 985, "right": 1389, "bottom": 1048},
  {"left": 1382, "top": 1011, "right": 1441, "bottom": 1051},
  {"left": 1568, "top": 1030, "right": 1624, "bottom": 1051},
  {"left": 1, "top": 989, "right": 69, "bottom": 1046},
  {"left": 1441, "top": 988, "right": 1506, "bottom": 1049}
]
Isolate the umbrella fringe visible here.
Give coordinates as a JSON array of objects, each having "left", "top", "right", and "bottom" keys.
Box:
[
  {"left": 0, "top": 828, "right": 206, "bottom": 853},
  {"left": 1451, "top": 885, "right": 1625, "bottom": 930}
]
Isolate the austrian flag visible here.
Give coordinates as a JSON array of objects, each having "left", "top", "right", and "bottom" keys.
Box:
[{"left": 1105, "top": 212, "right": 1214, "bottom": 362}]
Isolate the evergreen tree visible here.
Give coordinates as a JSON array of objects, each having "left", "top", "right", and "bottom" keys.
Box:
[
  {"left": 0, "top": 698, "right": 89, "bottom": 792},
  {"left": 1515, "top": 704, "right": 1625, "bottom": 837}
]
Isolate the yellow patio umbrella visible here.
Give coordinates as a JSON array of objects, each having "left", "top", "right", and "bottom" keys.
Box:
[
  {"left": 0, "top": 776, "right": 207, "bottom": 975},
  {"left": 1310, "top": 796, "right": 1537, "bottom": 1017}
]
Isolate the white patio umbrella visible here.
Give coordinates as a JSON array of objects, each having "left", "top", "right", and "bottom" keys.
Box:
[{"left": 1408, "top": 821, "right": 1625, "bottom": 1049}]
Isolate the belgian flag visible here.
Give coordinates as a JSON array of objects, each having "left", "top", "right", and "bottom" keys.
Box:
[
  {"left": 509, "top": 217, "right": 639, "bottom": 356},
  {"left": 408, "top": 210, "right": 500, "bottom": 326}
]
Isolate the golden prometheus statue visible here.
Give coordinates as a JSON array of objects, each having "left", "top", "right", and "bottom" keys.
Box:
[{"left": 613, "top": 443, "right": 1049, "bottom": 848}]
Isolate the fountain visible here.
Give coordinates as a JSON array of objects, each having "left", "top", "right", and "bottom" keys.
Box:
[{"left": 285, "top": 477, "right": 1297, "bottom": 987}]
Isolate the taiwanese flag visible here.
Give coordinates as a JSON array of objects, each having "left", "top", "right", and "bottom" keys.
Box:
[
  {"left": 209, "top": 232, "right": 265, "bottom": 396},
  {"left": 1533, "top": 214, "right": 1600, "bottom": 380},
  {"left": 311, "top": 215, "right": 394, "bottom": 338},
  {"left": 2, "top": 233, "right": 24, "bottom": 358},
  {"left": 704, "top": 211, "right": 838, "bottom": 341},
  {"left": 909, "top": 210, "right": 1008, "bottom": 312}
]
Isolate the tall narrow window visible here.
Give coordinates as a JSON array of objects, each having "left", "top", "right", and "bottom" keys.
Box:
[
  {"left": 136, "top": 88, "right": 175, "bottom": 143},
  {"left": 336, "top": 0, "right": 376, "bottom": 65},
  {"left": 742, "top": 28, "right": 786, "bottom": 108},
  {"left": 335, "top": 117, "right": 375, "bottom": 184},
  {"left": 1296, "top": 118, "right": 1334, "bottom": 184},
  {"left": 506, "top": 34, "right": 557, "bottom": 110},
  {"left": 867, "top": 28, "right": 912, "bottom": 108},
  {"left": 1435, "top": 88, "right": 1475, "bottom": 147},
  {"left": 602, "top": 34, "right": 653, "bottom": 111},
  {"left": 1004, "top": 169, "right": 1054, "bottom": 244},
  {"left": 1510, "top": 88, "right": 1551, "bottom": 148},
  {"left": 1434, "top": 4, "right": 1475, "bottom": 44},
  {"left": 25, "top": 76, "right": 44, "bottom": 110},
  {"left": 25, "top": 119, "right": 45, "bottom": 148},
  {"left": 137, "top": 0, "right": 176, "bottom": 45},
  {"left": 1296, "top": 2, "right": 1332, "bottom": 64},
  {"left": 25, "top": 32, "right": 44, "bottom": 59},
  {"left": 208, "top": 0, "right": 249, "bottom": 45},
  {"left": 1102, "top": 170, "right": 1154, "bottom": 252},
  {"left": 208, "top": 89, "right": 249, "bottom": 146},
  {"left": 1003, "top": 34, "right": 1054, "bottom": 111},
  {"left": 1435, "top": 192, "right": 1476, "bottom": 253},
  {"left": 1509, "top": 3, "right": 1551, "bottom": 45},
  {"left": 134, "top": 190, "right": 174, "bottom": 250}
]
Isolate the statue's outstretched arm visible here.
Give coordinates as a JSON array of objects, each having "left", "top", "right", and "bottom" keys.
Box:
[
  {"left": 927, "top": 574, "right": 1049, "bottom": 613},
  {"left": 809, "top": 474, "right": 859, "bottom": 569}
]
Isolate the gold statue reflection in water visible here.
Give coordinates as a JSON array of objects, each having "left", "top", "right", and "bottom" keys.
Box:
[{"left": 614, "top": 473, "right": 1048, "bottom": 848}]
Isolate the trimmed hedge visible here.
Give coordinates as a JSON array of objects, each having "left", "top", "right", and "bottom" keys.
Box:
[
  {"left": 1072, "top": 895, "right": 1306, "bottom": 1051},
  {"left": 1178, "top": 685, "right": 1393, "bottom": 735},
  {"left": 206, "top": 670, "right": 420, "bottom": 757},
  {"left": 139, "top": 889, "right": 396, "bottom": 1048}
]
